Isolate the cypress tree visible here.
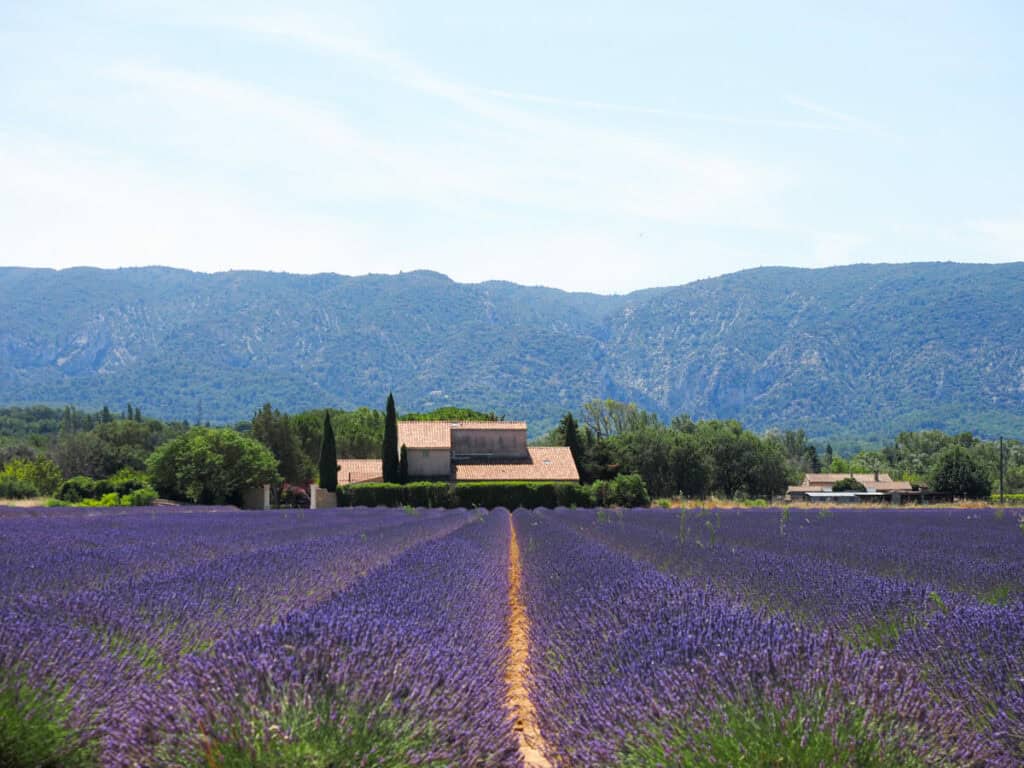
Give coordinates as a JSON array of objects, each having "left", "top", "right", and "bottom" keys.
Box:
[
  {"left": 399, "top": 444, "right": 409, "bottom": 484},
  {"left": 382, "top": 393, "right": 399, "bottom": 483},
  {"left": 318, "top": 410, "right": 338, "bottom": 492}
]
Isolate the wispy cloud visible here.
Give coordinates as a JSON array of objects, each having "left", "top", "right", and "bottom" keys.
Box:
[
  {"left": 169, "top": 12, "right": 790, "bottom": 225},
  {"left": 217, "top": 14, "right": 873, "bottom": 136},
  {"left": 786, "top": 94, "right": 891, "bottom": 137}
]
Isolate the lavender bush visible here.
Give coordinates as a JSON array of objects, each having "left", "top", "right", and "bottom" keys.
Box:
[{"left": 515, "top": 508, "right": 1016, "bottom": 766}]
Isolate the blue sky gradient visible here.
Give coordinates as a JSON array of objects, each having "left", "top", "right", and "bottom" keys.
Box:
[{"left": 1, "top": 1, "right": 1021, "bottom": 292}]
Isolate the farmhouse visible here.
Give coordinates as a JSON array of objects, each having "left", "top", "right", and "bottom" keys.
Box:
[
  {"left": 786, "top": 472, "right": 915, "bottom": 503},
  {"left": 336, "top": 420, "right": 580, "bottom": 486}
]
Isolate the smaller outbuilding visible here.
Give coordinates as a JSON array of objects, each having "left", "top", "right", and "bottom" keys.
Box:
[{"left": 786, "top": 473, "right": 917, "bottom": 503}]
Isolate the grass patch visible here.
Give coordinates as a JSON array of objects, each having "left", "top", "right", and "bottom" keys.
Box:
[
  {"left": 978, "top": 583, "right": 1022, "bottom": 606},
  {"left": 165, "top": 696, "right": 450, "bottom": 768},
  {"left": 617, "top": 694, "right": 929, "bottom": 768},
  {"left": 0, "top": 678, "right": 98, "bottom": 768},
  {"left": 845, "top": 612, "right": 925, "bottom": 650}
]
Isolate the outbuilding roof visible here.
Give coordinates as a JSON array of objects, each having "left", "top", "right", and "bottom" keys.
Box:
[
  {"left": 804, "top": 473, "right": 895, "bottom": 484},
  {"left": 336, "top": 459, "right": 383, "bottom": 486},
  {"left": 788, "top": 479, "right": 914, "bottom": 494}
]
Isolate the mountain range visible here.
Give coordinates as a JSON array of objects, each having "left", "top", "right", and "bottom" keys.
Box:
[{"left": 2, "top": 262, "right": 1023, "bottom": 446}]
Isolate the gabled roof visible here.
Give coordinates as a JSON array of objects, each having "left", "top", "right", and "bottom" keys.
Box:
[
  {"left": 397, "top": 421, "right": 452, "bottom": 449},
  {"left": 869, "top": 480, "right": 914, "bottom": 492},
  {"left": 397, "top": 420, "right": 527, "bottom": 450},
  {"left": 336, "top": 459, "right": 383, "bottom": 486},
  {"left": 454, "top": 447, "right": 580, "bottom": 482},
  {"left": 450, "top": 421, "right": 527, "bottom": 431}
]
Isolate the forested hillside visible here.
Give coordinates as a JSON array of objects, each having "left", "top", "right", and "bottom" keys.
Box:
[{"left": 1, "top": 263, "right": 1022, "bottom": 443}]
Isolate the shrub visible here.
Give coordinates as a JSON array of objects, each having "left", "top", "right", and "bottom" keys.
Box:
[
  {"left": 279, "top": 484, "right": 310, "bottom": 508},
  {"left": 56, "top": 476, "right": 98, "bottom": 503},
  {"left": 54, "top": 473, "right": 157, "bottom": 506},
  {"left": 105, "top": 468, "right": 152, "bottom": 496},
  {"left": 0, "top": 457, "right": 62, "bottom": 496},
  {"left": 592, "top": 473, "right": 650, "bottom": 507},
  {"left": 0, "top": 475, "right": 37, "bottom": 499},
  {"left": 833, "top": 477, "right": 867, "bottom": 492},
  {"left": 123, "top": 486, "right": 158, "bottom": 506}
]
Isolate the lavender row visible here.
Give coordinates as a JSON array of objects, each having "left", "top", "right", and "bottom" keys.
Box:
[
  {"left": 568, "top": 506, "right": 1024, "bottom": 759},
  {"left": 0, "top": 506, "right": 455, "bottom": 599},
  {"left": 112, "top": 508, "right": 519, "bottom": 766},
  {"left": 0, "top": 507, "right": 477, "bottom": 766},
  {"left": 567, "top": 507, "right": 962, "bottom": 643},
  {"left": 515, "top": 509, "right": 1012, "bottom": 766},
  {"left": 665, "top": 506, "right": 1023, "bottom": 603}
]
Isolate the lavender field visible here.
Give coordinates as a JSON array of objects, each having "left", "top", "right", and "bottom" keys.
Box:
[{"left": 1, "top": 505, "right": 1022, "bottom": 766}]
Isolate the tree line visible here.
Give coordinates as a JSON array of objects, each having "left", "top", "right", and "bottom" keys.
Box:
[
  {"left": 0, "top": 399, "right": 1019, "bottom": 504},
  {"left": 539, "top": 399, "right": 1013, "bottom": 500}
]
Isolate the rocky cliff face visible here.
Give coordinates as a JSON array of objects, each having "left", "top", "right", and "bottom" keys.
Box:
[{"left": 2, "top": 262, "right": 1023, "bottom": 442}]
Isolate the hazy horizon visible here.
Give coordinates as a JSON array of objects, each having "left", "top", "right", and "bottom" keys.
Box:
[{"left": 8, "top": 258, "right": 1024, "bottom": 297}]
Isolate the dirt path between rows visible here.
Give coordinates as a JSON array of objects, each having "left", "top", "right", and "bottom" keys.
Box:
[{"left": 506, "top": 515, "right": 553, "bottom": 768}]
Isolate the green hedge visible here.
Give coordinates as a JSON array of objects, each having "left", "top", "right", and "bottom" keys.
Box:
[
  {"left": 337, "top": 480, "right": 633, "bottom": 509},
  {"left": 454, "top": 482, "right": 594, "bottom": 509},
  {"left": 339, "top": 482, "right": 455, "bottom": 508}
]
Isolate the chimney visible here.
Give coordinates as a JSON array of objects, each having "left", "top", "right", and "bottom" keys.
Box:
[{"left": 874, "top": 469, "right": 879, "bottom": 482}]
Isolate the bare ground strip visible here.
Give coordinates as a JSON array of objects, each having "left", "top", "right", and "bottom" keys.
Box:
[{"left": 505, "top": 515, "right": 553, "bottom": 768}]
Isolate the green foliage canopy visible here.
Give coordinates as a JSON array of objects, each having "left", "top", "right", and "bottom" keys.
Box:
[
  {"left": 253, "top": 403, "right": 309, "bottom": 485},
  {"left": 146, "top": 427, "right": 280, "bottom": 504},
  {"left": 832, "top": 477, "right": 868, "bottom": 492},
  {"left": 930, "top": 445, "right": 992, "bottom": 499}
]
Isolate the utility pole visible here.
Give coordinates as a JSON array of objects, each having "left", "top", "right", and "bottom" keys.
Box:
[{"left": 999, "top": 436, "right": 1005, "bottom": 505}]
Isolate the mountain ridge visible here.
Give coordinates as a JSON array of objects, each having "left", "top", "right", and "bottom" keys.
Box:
[{"left": 2, "top": 262, "right": 1022, "bottom": 444}]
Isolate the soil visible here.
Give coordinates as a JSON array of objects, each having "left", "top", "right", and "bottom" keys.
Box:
[{"left": 505, "top": 515, "right": 553, "bottom": 768}]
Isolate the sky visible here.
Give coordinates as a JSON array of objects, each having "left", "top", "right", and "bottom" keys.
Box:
[{"left": 1, "top": 1, "right": 1021, "bottom": 294}]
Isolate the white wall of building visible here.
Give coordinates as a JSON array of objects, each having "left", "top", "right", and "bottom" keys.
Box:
[{"left": 407, "top": 447, "right": 451, "bottom": 478}]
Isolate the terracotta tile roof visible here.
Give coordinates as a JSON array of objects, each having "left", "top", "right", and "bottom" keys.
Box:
[
  {"left": 336, "top": 459, "right": 383, "bottom": 486},
  {"left": 397, "top": 421, "right": 452, "bottom": 449},
  {"left": 396, "top": 420, "right": 527, "bottom": 449},
  {"left": 870, "top": 480, "right": 914, "bottom": 492},
  {"left": 454, "top": 447, "right": 580, "bottom": 482},
  {"left": 803, "top": 473, "right": 894, "bottom": 485},
  {"left": 450, "top": 421, "right": 527, "bottom": 431}
]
